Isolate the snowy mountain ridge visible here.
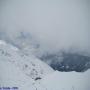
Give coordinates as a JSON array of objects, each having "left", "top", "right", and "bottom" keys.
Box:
[
  {"left": 0, "top": 40, "right": 54, "bottom": 80},
  {"left": 0, "top": 40, "right": 90, "bottom": 90}
]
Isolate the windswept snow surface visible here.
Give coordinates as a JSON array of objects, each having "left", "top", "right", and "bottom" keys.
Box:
[
  {"left": 41, "top": 70, "right": 90, "bottom": 90},
  {"left": 0, "top": 40, "right": 90, "bottom": 90}
]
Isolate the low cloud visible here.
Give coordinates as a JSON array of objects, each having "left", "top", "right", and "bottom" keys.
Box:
[{"left": 0, "top": 0, "right": 89, "bottom": 54}]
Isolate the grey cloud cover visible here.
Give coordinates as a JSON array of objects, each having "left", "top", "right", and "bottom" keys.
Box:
[{"left": 0, "top": 0, "right": 90, "bottom": 53}]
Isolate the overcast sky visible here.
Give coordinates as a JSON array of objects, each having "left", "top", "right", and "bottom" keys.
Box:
[{"left": 0, "top": 0, "right": 89, "bottom": 53}]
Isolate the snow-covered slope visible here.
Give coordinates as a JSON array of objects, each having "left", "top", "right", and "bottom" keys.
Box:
[
  {"left": 0, "top": 59, "right": 35, "bottom": 90},
  {"left": 41, "top": 70, "right": 90, "bottom": 90},
  {"left": 0, "top": 40, "right": 54, "bottom": 80},
  {"left": 0, "top": 40, "right": 90, "bottom": 90}
]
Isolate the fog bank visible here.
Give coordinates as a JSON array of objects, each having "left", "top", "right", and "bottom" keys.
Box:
[{"left": 0, "top": 0, "right": 89, "bottom": 53}]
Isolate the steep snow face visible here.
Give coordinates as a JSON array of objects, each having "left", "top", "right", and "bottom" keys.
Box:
[
  {"left": 0, "top": 59, "right": 35, "bottom": 90},
  {"left": 0, "top": 40, "right": 54, "bottom": 80}
]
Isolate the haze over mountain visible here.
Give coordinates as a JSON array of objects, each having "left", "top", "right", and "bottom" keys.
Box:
[
  {"left": 0, "top": 0, "right": 90, "bottom": 89},
  {"left": 0, "top": 0, "right": 89, "bottom": 54}
]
